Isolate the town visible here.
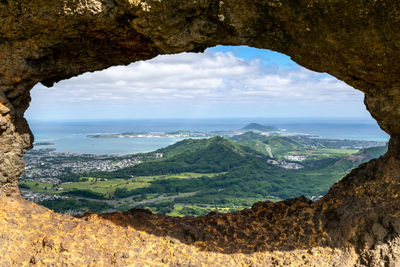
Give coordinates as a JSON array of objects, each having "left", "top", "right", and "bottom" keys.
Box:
[{"left": 20, "top": 148, "right": 164, "bottom": 202}]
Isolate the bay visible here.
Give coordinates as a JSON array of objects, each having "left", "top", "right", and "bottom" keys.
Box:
[{"left": 29, "top": 118, "right": 389, "bottom": 155}]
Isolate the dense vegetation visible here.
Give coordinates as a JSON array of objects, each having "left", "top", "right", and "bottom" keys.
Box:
[
  {"left": 61, "top": 189, "right": 107, "bottom": 200},
  {"left": 85, "top": 135, "right": 386, "bottom": 202},
  {"left": 88, "top": 137, "right": 264, "bottom": 177},
  {"left": 105, "top": 152, "right": 366, "bottom": 203},
  {"left": 28, "top": 132, "right": 387, "bottom": 216}
]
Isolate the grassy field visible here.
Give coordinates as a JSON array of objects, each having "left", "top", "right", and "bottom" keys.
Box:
[
  {"left": 20, "top": 172, "right": 225, "bottom": 198},
  {"left": 153, "top": 196, "right": 282, "bottom": 217},
  {"left": 287, "top": 148, "right": 358, "bottom": 160},
  {"left": 19, "top": 181, "right": 59, "bottom": 194},
  {"left": 135, "top": 195, "right": 283, "bottom": 217}
]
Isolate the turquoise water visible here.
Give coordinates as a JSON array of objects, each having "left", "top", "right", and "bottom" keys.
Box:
[{"left": 29, "top": 118, "right": 389, "bottom": 155}]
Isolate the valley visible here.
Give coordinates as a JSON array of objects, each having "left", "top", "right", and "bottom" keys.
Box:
[{"left": 21, "top": 124, "right": 387, "bottom": 217}]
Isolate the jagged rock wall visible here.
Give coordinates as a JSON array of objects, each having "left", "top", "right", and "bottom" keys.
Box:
[{"left": 2, "top": 0, "right": 400, "bottom": 265}]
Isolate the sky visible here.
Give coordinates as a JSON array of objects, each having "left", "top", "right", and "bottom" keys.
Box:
[{"left": 26, "top": 45, "right": 372, "bottom": 121}]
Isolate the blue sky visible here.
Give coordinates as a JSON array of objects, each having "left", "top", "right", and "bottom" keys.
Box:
[
  {"left": 210, "top": 46, "right": 297, "bottom": 68},
  {"left": 26, "top": 46, "right": 373, "bottom": 121}
]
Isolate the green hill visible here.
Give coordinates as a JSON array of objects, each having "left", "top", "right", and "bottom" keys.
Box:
[
  {"left": 84, "top": 135, "right": 388, "bottom": 211},
  {"left": 97, "top": 136, "right": 267, "bottom": 177},
  {"left": 155, "top": 137, "right": 234, "bottom": 158}
]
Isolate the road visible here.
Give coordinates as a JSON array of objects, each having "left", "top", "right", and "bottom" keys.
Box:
[{"left": 265, "top": 144, "right": 273, "bottom": 158}]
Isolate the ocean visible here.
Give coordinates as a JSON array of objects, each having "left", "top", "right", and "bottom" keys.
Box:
[{"left": 29, "top": 118, "right": 390, "bottom": 155}]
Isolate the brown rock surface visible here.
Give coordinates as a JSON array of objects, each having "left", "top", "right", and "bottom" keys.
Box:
[
  {"left": 0, "top": 193, "right": 353, "bottom": 266},
  {"left": 1, "top": 0, "right": 400, "bottom": 265}
]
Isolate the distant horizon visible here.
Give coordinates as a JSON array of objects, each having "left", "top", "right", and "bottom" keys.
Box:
[
  {"left": 28, "top": 116, "right": 378, "bottom": 123},
  {"left": 28, "top": 116, "right": 389, "bottom": 155}
]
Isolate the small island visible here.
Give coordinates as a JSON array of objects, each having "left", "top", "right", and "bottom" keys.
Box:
[
  {"left": 240, "top": 123, "right": 278, "bottom": 132},
  {"left": 34, "top": 142, "right": 55, "bottom": 146}
]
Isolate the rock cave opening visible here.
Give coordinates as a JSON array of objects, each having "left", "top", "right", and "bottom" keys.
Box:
[
  {"left": 21, "top": 46, "right": 389, "bottom": 218},
  {"left": 2, "top": 0, "right": 400, "bottom": 265}
]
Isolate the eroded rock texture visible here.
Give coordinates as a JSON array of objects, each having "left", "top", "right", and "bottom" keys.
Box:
[{"left": 1, "top": 0, "right": 400, "bottom": 266}]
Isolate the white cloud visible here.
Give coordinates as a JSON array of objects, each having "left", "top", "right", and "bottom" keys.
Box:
[{"left": 29, "top": 50, "right": 366, "bottom": 119}]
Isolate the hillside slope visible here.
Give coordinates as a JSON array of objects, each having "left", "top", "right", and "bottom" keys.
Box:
[
  {"left": 229, "top": 132, "right": 304, "bottom": 158},
  {"left": 85, "top": 136, "right": 388, "bottom": 203},
  {"left": 96, "top": 136, "right": 266, "bottom": 177}
]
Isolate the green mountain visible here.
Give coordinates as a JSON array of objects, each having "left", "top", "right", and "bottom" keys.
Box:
[
  {"left": 157, "top": 136, "right": 266, "bottom": 158},
  {"left": 155, "top": 137, "right": 233, "bottom": 158},
  {"left": 110, "top": 145, "right": 374, "bottom": 203},
  {"left": 82, "top": 135, "right": 388, "bottom": 216},
  {"left": 99, "top": 136, "right": 267, "bottom": 177},
  {"left": 240, "top": 123, "right": 278, "bottom": 132}
]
